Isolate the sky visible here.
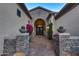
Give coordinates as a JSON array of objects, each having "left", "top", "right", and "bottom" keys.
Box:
[{"left": 25, "top": 3, "right": 66, "bottom": 12}]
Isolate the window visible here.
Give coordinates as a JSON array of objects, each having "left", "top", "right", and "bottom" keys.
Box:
[{"left": 17, "top": 9, "right": 21, "bottom": 17}]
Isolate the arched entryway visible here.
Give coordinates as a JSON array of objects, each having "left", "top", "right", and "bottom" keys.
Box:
[{"left": 34, "top": 19, "right": 45, "bottom": 35}]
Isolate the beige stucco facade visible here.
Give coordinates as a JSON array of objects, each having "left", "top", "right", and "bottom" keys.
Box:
[
  {"left": 1, "top": 3, "right": 79, "bottom": 56},
  {"left": 55, "top": 5, "right": 79, "bottom": 36},
  {"left": 29, "top": 7, "right": 55, "bottom": 37},
  {"left": 0, "top": 3, "right": 31, "bottom": 55}
]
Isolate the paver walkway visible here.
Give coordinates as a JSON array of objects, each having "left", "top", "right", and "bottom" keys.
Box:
[{"left": 29, "top": 35, "right": 55, "bottom": 56}]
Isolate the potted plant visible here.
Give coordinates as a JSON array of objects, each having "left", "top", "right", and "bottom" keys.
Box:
[
  {"left": 19, "top": 26, "right": 27, "bottom": 33},
  {"left": 57, "top": 26, "right": 66, "bottom": 33},
  {"left": 26, "top": 23, "right": 33, "bottom": 42}
]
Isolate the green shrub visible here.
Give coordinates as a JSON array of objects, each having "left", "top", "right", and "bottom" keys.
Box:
[{"left": 47, "top": 23, "right": 53, "bottom": 40}]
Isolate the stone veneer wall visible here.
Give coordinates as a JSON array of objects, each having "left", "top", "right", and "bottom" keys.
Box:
[
  {"left": 59, "top": 33, "right": 79, "bottom": 56},
  {"left": 2, "top": 33, "right": 29, "bottom": 56},
  {"left": 3, "top": 39, "right": 16, "bottom": 56}
]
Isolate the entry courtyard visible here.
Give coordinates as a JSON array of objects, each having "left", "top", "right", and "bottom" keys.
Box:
[
  {"left": 1, "top": 3, "right": 79, "bottom": 56},
  {"left": 29, "top": 35, "right": 55, "bottom": 56}
]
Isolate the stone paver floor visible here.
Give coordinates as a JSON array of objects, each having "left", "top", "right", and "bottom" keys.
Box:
[{"left": 29, "top": 35, "right": 55, "bottom": 56}]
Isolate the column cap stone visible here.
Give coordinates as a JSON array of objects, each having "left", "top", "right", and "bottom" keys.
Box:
[
  {"left": 59, "top": 33, "right": 70, "bottom": 36},
  {"left": 59, "top": 33, "right": 70, "bottom": 38}
]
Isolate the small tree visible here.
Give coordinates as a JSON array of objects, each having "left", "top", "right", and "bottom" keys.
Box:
[{"left": 48, "top": 23, "right": 53, "bottom": 40}]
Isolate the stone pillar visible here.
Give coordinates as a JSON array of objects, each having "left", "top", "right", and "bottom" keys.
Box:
[
  {"left": 16, "top": 33, "right": 29, "bottom": 56},
  {"left": 59, "top": 33, "right": 70, "bottom": 56}
]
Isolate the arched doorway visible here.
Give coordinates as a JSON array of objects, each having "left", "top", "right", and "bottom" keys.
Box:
[{"left": 34, "top": 19, "right": 45, "bottom": 35}]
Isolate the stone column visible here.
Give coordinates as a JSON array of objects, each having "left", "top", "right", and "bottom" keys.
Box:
[
  {"left": 16, "top": 33, "right": 29, "bottom": 56},
  {"left": 59, "top": 33, "right": 70, "bottom": 56}
]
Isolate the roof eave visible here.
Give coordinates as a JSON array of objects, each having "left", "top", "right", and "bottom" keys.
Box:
[
  {"left": 29, "top": 6, "right": 55, "bottom": 13},
  {"left": 17, "top": 3, "right": 32, "bottom": 19},
  {"left": 55, "top": 3, "right": 78, "bottom": 20}
]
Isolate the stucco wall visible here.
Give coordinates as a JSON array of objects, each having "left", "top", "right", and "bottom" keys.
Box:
[
  {"left": 0, "top": 3, "right": 30, "bottom": 55},
  {"left": 55, "top": 5, "right": 79, "bottom": 36},
  {"left": 30, "top": 9, "right": 49, "bottom": 26},
  {"left": 30, "top": 8, "right": 54, "bottom": 36},
  {"left": 49, "top": 16, "right": 56, "bottom": 35}
]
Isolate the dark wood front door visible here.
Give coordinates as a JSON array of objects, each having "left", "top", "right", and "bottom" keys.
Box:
[{"left": 36, "top": 27, "right": 43, "bottom": 35}]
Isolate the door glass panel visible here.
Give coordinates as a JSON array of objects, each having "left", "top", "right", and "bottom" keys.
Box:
[{"left": 36, "top": 27, "right": 43, "bottom": 35}]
